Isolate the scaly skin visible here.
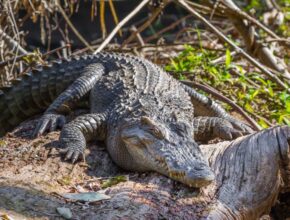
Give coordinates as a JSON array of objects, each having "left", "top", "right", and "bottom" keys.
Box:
[{"left": 0, "top": 52, "right": 253, "bottom": 187}]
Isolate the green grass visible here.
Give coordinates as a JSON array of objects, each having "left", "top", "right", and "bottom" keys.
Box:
[{"left": 165, "top": 45, "right": 290, "bottom": 128}]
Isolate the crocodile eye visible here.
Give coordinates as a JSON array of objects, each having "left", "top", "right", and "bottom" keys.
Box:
[{"left": 149, "top": 127, "right": 164, "bottom": 139}]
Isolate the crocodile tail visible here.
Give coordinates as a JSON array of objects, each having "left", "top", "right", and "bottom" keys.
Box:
[{"left": 0, "top": 57, "right": 87, "bottom": 136}]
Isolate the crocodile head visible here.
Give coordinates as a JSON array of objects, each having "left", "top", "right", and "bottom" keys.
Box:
[{"left": 121, "top": 116, "right": 215, "bottom": 187}]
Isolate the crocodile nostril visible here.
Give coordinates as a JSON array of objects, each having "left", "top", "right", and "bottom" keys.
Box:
[{"left": 194, "top": 166, "right": 204, "bottom": 171}]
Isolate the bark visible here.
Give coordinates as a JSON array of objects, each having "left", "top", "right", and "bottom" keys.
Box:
[{"left": 201, "top": 126, "right": 290, "bottom": 219}]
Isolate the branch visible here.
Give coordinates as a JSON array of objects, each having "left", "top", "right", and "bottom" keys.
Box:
[
  {"left": 221, "top": 1, "right": 282, "bottom": 41},
  {"left": 0, "top": 44, "right": 70, "bottom": 68},
  {"left": 180, "top": 80, "right": 261, "bottom": 131},
  {"left": 177, "top": 0, "right": 289, "bottom": 92},
  {"left": 144, "top": 15, "right": 193, "bottom": 43},
  {"left": 94, "top": 0, "right": 151, "bottom": 54},
  {"left": 0, "top": 53, "right": 32, "bottom": 68},
  {"left": 210, "top": 51, "right": 238, "bottom": 65},
  {"left": 56, "top": 1, "right": 93, "bottom": 52},
  {"left": 129, "top": 26, "right": 145, "bottom": 46},
  {"left": 121, "top": 0, "right": 171, "bottom": 47},
  {"left": 219, "top": 0, "right": 290, "bottom": 82},
  {"left": 0, "top": 28, "right": 28, "bottom": 55}
]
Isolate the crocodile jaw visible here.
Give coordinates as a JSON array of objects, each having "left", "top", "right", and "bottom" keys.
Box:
[
  {"left": 120, "top": 117, "right": 215, "bottom": 188},
  {"left": 151, "top": 149, "right": 215, "bottom": 188},
  {"left": 122, "top": 135, "right": 215, "bottom": 188}
]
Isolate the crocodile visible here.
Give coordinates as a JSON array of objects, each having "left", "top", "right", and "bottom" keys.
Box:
[{"left": 0, "top": 52, "right": 253, "bottom": 188}]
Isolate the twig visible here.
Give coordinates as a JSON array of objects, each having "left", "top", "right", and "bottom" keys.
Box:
[
  {"left": 73, "top": 40, "right": 227, "bottom": 57},
  {"left": 130, "top": 26, "right": 145, "bottom": 46},
  {"left": 138, "top": 42, "right": 225, "bottom": 52},
  {"left": 94, "top": 0, "right": 151, "bottom": 54},
  {"left": 0, "top": 44, "right": 70, "bottom": 68},
  {"left": 228, "top": 68, "right": 260, "bottom": 88},
  {"left": 144, "top": 15, "right": 193, "bottom": 43},
  {"left": 185, "top": 1, "right": 217, "bottom": 14},
  {"left": 42, "top": 44, "right": 71, "bottom": 58},
  {"left": 218, "top": 0, "right": 290, "bottom": 81},
  {"left": 100, "top": 0, "right": 107, "bottom": 39},
  {"left": 265, "top": 38, "right": 290, "bottom": 45},
  {"left": 210, "top": 51, "right": 239, "bottom": 65},
  {"left": 247, "top": 110, "right": 273, "bottom": 127},
  {"left": 210, "top": 0, "right": 221, "bottom": 20},
  {"left": 56, "top": 1, "right": 93, "bottom": 51},
  {"left": 180, "top": 80, "right": 261, "bottom": 130},
  {"left": 121, "top": 0, "right": 171, "bottom": 47},
  {"left": 108, "top": 0, "right": 122, "bottom": 37},
  {"left": 177, "top": 0, "right": 290, "bottom": 92},
  {"left": 0, "top": 53, "right": 32, "bottom": 68},
  {"left": 174, "top": 27, "right": 197, "bottom": 42},
  {"left": 0, "top": 28, "right": 27, "bottom": 55},
  {"left": 221, "top": 1, "right": 282, "bottom": 41}
]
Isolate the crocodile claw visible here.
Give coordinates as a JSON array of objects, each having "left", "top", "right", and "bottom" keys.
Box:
[
  {"left": 33, "top": 113, "right": 66, "bottom": 138},
  {"left": 227, "top": 117, "right": 254, "bottom": 135},
  {"left": 60, "top": 144, "right": 85, "bottom": 163},
  {"left": 214, "top": 125, "right": 243, "bottom": 140}
]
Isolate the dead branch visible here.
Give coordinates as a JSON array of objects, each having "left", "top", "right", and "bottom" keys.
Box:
[
  {"left": 0, "top": 44, "right": 70, "bottom": 68},
  {"left": 42, "top": 44, "right": 71, "bottom": 59},
  {"left": 130, "top": 26, "right": 145, "bottom": 46},
  {"left": 56, "top": 1, "right": 93, "bottom": 52},
  {"left": 185, "top": 1, "right": 218, "bottom": 15},
  {"left": 0, "top": 53, "right": 32, "bottom": 68},
  {"left": 121, "top": 0, "right": 171, "bottom": 47},
  {"left": 219, "top": 0, "right": 290, "bottom": 82},
  {"left": 265, "top": 38, "right": 290, "bottom": 45},
  {"left": 94, "top": 0, "right": 151, "bottom": 54},
  {"left": 177, "top": 0, "right": 290, "bottom": 92},
  {"left": 144, "top": 15, "right": 193, "bottom": 43},
  {"left": 180, "top": 80, "right": 261, "bottom": 130},
  {"left": 108, "top": 0, "right": 122, "bottom": 37},
  {"left": 210, "top": 51, "right": 239, "bottom": 65},
  {"left": 221, "top": 1, "right": 282, "bottom": 40},
  {"left": 0, "top": 28, "right": 27, "bottom": 55}
]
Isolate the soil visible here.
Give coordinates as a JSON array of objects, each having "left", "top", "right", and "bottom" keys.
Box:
[{"left": 0, "top": 118, "right": 289, "bottom": 220}]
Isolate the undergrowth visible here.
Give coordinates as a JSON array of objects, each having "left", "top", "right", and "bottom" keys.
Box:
[{"left": 165, "top": 45, "right": 290, "bottom": 128}]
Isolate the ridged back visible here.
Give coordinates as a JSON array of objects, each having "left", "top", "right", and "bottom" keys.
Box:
[
  {"left": 0, "top": 52, "right": 183, "bottom": 136},
  {"left": 0, "top": 57, "right": 87, "bottom": 136}
]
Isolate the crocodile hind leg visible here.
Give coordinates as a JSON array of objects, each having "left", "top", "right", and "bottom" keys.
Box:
[
  {"left": 33, "top": 63, "right": 105, "bottom": 137},
  {"left": 183, "top": 84, "right": 254, "bottom": 134},
  {"left": 201, "top": 126, "right": 290, "bottom": 219},
  {"left": 59, "top": 113, "right": 107, "bottom": 163},
  {"left": 193, "top": 117, "right": 246, "bottom": 142}
]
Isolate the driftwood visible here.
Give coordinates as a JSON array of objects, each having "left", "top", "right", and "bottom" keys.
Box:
[
  {"left": 200, "top": 125, "right": 290, "bottom": 219},
  {"left": 0, "top": 119, "right": 289, "bottom": 219}
]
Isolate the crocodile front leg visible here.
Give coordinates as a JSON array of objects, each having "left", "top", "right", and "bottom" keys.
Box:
[
  {"left": 60, "top": 113, "right": 107, "bottom": 163},
  {"left": 193, "top": 117, "right": 246, "bottom": 142},
  {"left": 183, "top": 84, "right": 253, "bottom": 134},
  {"left": 33, "top": 63, "right": 105, "bottom": 137}
]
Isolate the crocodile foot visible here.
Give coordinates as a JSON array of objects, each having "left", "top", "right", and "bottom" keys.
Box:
[
  {"left": 59, "top": 126, "right": 86, "bottom": 163},
  {"left": 33, "top": 113, "right": 66, "bottom": 137},
  {"left": 226, "top": 117, "right": 254, "bottom": 134},
  {"left": 60, "top": 144, "right": 85, "bottom": 163},
  {"left": 213, "top": 120, "right": 244, "bottom": 140}
]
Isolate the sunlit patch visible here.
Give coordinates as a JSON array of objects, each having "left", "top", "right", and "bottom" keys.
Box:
[{"left": 121, "top": 116, "right": 215, "bottom": 188}]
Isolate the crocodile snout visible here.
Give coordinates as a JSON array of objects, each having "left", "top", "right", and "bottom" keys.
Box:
[{"left": 167, "top": 161, "right": 215, "bottom": 188}]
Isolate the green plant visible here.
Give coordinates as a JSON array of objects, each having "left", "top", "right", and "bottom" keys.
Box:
[{"left": 166, "top": 45, "right": 290, "bottom": 128}]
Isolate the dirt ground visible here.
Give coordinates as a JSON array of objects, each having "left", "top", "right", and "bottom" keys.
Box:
[{"left": 0, "top": 118, "right": 289, "bottom": 220}]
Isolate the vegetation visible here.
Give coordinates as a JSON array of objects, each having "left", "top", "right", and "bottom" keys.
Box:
[
  {"left": 166, "top": 44, "right": 290, "bottom": 128},
  {"left": 0, "top": 1, "right": 290, "bottom": 219},
  {"left": 0, "top": 0, "right": 289, "bottom": 128}
]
